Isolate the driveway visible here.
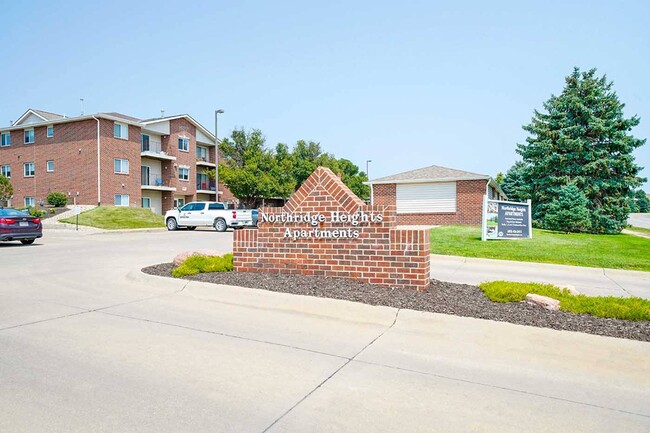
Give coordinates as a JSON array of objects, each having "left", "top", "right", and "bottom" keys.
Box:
[
  {"left": 629, "top": 213, "right": 650, "bottom": 229},
  {"left": 0, "top": 230, "right": 649, "bottom": 432}
]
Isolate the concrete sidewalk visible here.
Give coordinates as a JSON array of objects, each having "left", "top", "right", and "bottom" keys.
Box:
[{"left": 430, "top": 254, "right": 650, "bottom": 299}]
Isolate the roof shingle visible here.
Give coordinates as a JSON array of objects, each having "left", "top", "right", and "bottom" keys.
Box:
[{"left": 369, "top": 165, "right": 489, "bottom": 184}]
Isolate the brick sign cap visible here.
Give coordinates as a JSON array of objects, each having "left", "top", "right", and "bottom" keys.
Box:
[{"left": 284, "top": 166, "right": 366, "bottom": 214}]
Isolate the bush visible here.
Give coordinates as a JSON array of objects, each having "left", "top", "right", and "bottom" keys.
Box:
[
  {"left": 47, "top": 192, "right": 68, "bottom": 207},
  {"left": 172, "top": 253, "right": 234, "bottom": 277},
  {"left": 542, "top": 184, "right": 591, "bottom": 233},
  {"left": 49, "top": 208, "right": 56, "bottom": 214},
  {"left": 26, "top": 207, "right": 46, "bottom": 218}
]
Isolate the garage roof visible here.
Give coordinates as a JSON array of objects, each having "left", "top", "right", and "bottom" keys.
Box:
[{"left": 367, "top": 165, "right": 490, "bottom": 185}]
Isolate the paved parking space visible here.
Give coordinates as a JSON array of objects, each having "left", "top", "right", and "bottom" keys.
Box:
[{"left": 1, "top": 230, "right": 649, "bottom": 432}]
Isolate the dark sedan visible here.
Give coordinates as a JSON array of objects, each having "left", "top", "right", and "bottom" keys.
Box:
[{"left": 0, "top": 208, "right": 43, "bottom": 245}]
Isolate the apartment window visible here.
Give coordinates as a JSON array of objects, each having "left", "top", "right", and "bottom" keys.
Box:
[
  {"left": 47, "top": 160, "right": 54, "bottom": 172},
  {"left": 24, "top": 129, "right": 34, "bottom": 144},
  {"left": 1, "top": 165, "right": 10, "bottom": 178},
  {"left": 178, "top": 137, "right": 189, "bottom": 152},
  {"left": 1, "top": 132, "right": 9, "bottom": 147},
  {"left": 114, "top": 194, "right": 129, "bottom": 206},
  {"left": 113, "top": 122, "right": 128, "bottom": 140},
  {"left": 24, "top": 197, "right": 35, "bottom": 207},
  {"left": 142, "top": 197, "right": 151, "bottom": 209},
  {"left": 114, "top": 158, "right": 129, "bottom": 174},
  {"left": 47, "top": 125, "right": 54, "bottom": 138},
  {"left": 24, "top": 162, "right": 35, "bottom": 177},
  {"left": 179, "top": 167, "right": 189, "bottom": 181}
]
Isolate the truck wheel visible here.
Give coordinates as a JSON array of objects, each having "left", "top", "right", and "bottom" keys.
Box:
[
  {"left": 166, "top": 218, "right": 178, "bottom": 231},
  {"left": 214, "top": 218, "right": 227, "bottom": 232}
]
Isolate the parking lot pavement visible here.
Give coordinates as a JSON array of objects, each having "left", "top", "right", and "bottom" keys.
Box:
[{"left": 1, "top": 230, "right": 649, "bottom": 432}]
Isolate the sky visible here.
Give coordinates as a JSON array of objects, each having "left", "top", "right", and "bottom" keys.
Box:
[{"left": 1, "top": 0, "right": 648, "bottom": 187}]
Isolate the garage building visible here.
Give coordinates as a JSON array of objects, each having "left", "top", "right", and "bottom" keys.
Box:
[{"left": 368, "top": 165, "right": 506, "bottom": 226}]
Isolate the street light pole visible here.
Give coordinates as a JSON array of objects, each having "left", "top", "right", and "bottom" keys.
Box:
[
  {"left": 215, "top": 109, "right": 224, "bottom": 201},
  {"left": 366, "top": 159, "right": 372, "bottom": 180}
]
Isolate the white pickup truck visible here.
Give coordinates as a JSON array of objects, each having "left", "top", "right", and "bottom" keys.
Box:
[{"left": 165, "top": 202, "right": 254, "bottom": 232}]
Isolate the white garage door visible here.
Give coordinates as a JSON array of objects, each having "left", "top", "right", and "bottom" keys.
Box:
[{"left": 396, "top": 182, "right": 457, "bottom": 214}]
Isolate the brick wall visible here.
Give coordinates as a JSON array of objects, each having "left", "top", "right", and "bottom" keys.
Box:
[
  {"left": 99, "top": 119, "right": 142, "bottom": 207},
  {"left": 234, "top": 167, "right": 430, "bottom": 291},
  {"left": 1, "top": 120, "right": 105, "bottom": 207},
  {"left": 372, "top": 179, "right": 487, "bottom": 225}
]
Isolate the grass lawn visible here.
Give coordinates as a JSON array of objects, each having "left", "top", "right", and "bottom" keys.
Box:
[
  {"left": 60, "top": 206, "right": 165, "bottom": 230},
  {"left": 480, "top": 281, "right": 650, "bottom": 321},
  {"left": 628, "top": 226, "right": 650, "bottom": 235},
  {"left": 430, "top": 225, "right": 650, "bottom": 272}
]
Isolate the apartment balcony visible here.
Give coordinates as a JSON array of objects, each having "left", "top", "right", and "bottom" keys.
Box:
[
  {"left": 141, "top": 139, "right": 176, "bottom": 161},
  {"left": 196, "top": 180, "right": 217, "bottom": 194},
  {"left": 141, "top": 173, "right": 176, "bottom": 192},
  {"left": 196, "top": 156, "right": 216, "bottom": 168}
]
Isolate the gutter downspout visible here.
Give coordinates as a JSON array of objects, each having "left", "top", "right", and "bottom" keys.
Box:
[{"left": 92, "top": 116, "right": 101, "bottom": 206}]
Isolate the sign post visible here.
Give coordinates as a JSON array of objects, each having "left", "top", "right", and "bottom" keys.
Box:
[{"left": 74, "top": 197, "right": 80, "bottom": 231}]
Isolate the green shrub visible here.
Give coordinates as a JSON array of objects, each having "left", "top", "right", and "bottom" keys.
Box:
[
  {"left": 47, "top": 192, "right": 68, "bottom": 207},
  {"left": 27, "top": 207, "right": 47, "bottom": 218},
  {"left": 479, "top": 281, "right": 650, "bottom": 321},
  {"left": 49, "top": 208, "right": 56, "bottom": 214},
  {"left": 172, "top": 253, "right": 234, "bottom": 277},
  {"left": 542, "top": 184, "right": 591, "bottom": 233}
]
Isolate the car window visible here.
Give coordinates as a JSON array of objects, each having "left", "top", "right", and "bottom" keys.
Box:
[
  {"left": 0, "top": 209, "right": 29, "bottom": 217},
  {"left": 208, "top": 203, "right": 224, "bottom": 210}
]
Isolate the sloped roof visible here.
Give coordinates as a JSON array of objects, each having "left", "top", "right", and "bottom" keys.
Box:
[
  {"left": 13, "top": 108, "right": 66, "bottom": 125},
  {"left": 101, "top": 112, "right": 142, "bottom": 122},
  {"left": 368, "top": 165, "right": 489, "bottom": 184},
  {"left": 31, "top": 109, "right": 66, "bottom": 121}
]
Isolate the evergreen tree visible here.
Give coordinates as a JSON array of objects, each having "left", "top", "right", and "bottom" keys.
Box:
[
  {"left": 634, "top": 189, "right": 649, "bottom": 213},
  {"left": 542, "top": 184, "right": 591, "bottom": 233},
  {"left": 0, "top": 175, "right": 12, "bottom": 204},
  {"left": 517, "top": 68, "right": 646, "bottom": 233},
  {"left": 500, "top": 161, "right": 532, "bottom": 202}
]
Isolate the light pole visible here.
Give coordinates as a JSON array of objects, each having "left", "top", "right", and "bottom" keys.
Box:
[
  {"left": 366, "top": 159, "right": 372, "bottom": 180},
  {"left": 215, "top": 109, "right": 224, "bottom": 200}
]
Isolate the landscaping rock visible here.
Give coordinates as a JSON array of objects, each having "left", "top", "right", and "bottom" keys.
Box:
[
  {"left": 561, "top": 285, "right": 580, "bottom": 296},
  {"left": 525, "top": 293, "right": 560, "bottom": 311},
  {"left": 173, "top": 250, "right": 223, "bottom": 266}
]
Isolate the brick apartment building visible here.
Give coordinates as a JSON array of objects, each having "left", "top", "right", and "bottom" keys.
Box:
[
  {"left": 368, "top": 165, "right": 506, "bottom": 225},
  {"left": 0, "top": 108, "right": 234, "bottom": 214}
]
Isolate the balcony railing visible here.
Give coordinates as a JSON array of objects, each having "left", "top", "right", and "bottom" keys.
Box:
[
  {"left": 141, "top": 139, "right": 164, "bottom": 154},
  {"left": 196, "top": 156, "right": 212, "bottom": 164},
  {"left": 196, "top": 180, "right": 217, "bottom": 191},
  {"left": 141, "top": 173, "right": 166, "bottom": 187}
]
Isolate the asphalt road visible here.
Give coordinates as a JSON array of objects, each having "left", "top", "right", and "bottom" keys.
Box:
[{"left": 1, "top": 229, "right": 649, "bottom": 432}]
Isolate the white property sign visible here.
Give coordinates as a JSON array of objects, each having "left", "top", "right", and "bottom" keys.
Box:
[
  {"left": 481, "top": 196, "right": 532, "bottom": 240},
  {"left": 261, "top": 210, "right": 384, "bottom": 240}
]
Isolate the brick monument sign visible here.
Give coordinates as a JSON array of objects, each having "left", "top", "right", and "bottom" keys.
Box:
[{"left": 233, "top": 167, "right": 431, "bottom": 291}]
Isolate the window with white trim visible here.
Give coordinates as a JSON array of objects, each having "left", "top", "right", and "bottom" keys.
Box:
[
  {"left": 1, "top": 165, "right": 10, "bottom": 178},
  {"left": 24, "top": 197, "right": 35, "bottom": 207},
  {"left": 113, "top": 122, "right": 128, "bottom": 139},
  {"left": 142, "top": 197, "right": 151, "bottom": 208},
  {"left": 47, "top": 160, "right": 54, "bottom": 172},
  {"left": 115, "top": 194, "right": 129, "bottom": 206},
  {"left": 1, "top": 132, "right": 10, "bottom": 147},
  {"left": 47, "top": 125, "right": 54, "bottom": 138},
  {"left": 178, "top": 137, "right": 189, "bottom": 152},
  {"left": 24, "top": 129, "right": 34, "bottom": 144},
  {"left": 179, "top": 166, "right": 189, "bottom": 181},
  {"left": 114, "top": 158, "right": 129, "bottom": 174},
  {"left": 24, "top": 162, "right": 35, "bottom": 177}
]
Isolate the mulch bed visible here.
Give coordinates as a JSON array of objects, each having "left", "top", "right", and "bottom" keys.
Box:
[{"left": 143, "top": 263, "right": 650, "bottom": 342}]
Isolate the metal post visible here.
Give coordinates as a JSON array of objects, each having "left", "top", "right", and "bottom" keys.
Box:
[
  {"left": 366, "top": 159, "right": 372, "bottom": 180},
  {"left": 215, "top": 109, "right": 224, "bottom": 201}
]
